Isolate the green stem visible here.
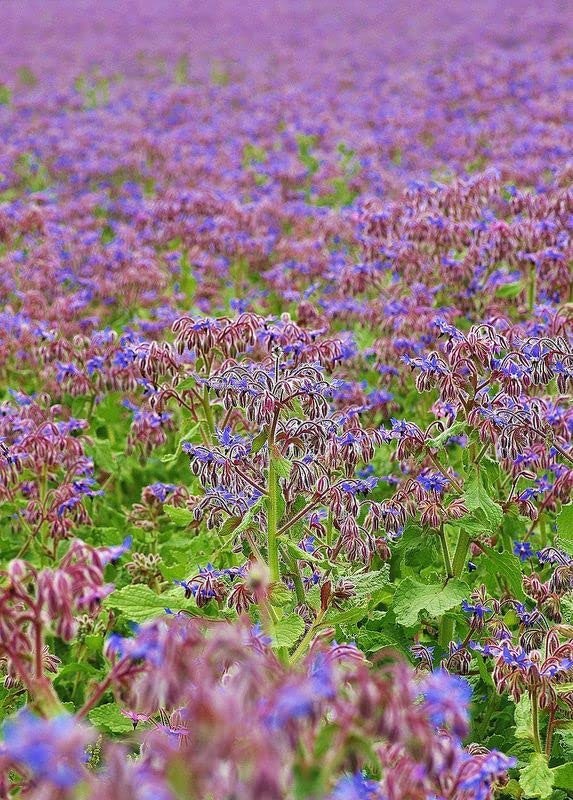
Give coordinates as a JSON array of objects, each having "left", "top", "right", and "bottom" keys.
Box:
[
  {"left": 438, "top": 526, "right": 453, "bottom": 578},
  {"left": 474, "top": 442, "right": 489, "bottom": 465},
  {"left": 439, "top": 529, "right": 471, "bottom": 648},
  {"left": 267, "top": 455, "right": 280, "bottom": 583},
  {"left": 202, "top": 385, "right": 215, "bottom": 439},
  {"left": 452, "top": 529, "right": 471, "bottom": 578},
  {"left": 540, "top": 514, "right": 547, "bottom": 548},
  {"left": 474, "top": 691, "right": 498, "bottom": 741},
  {"left": 531, "top": 689, "right": 542, "bottom": 753},
  {"left": 283, "top": 550, "right": 306, "bottom": 606},
  {"left": 426, "top": 451, "right": 463, "bottom": 493},
  {"left": 528, "top": 261, "right": 536, "bottom": 311},
  {"left": 326, "top": 510, "right": 334, "bottom": 548},
  {"left": 290, "top": 609, "right": 325, "bottom": 664},
  {"left": 545, "top": 707, "right": 556, "bottom": 758},
  {"left": 439, "top": 614, "right": 454, "bottom": 649}
]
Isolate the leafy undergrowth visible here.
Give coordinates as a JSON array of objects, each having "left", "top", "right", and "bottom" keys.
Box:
[{"left": 0, "top": 1, "right": 572, "bottom": 798}]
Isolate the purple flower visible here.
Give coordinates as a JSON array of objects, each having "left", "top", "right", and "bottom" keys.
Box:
[
  {"left": 462, "top": 600, "right": 492, "bottom": 620},
  {"left": 100, "top": 535, "right": 132, "bottom": 565},
  {"left": 147, "top": 482, "right": 176, "bottom": 502},
  {"left": 422, "top": 670, "right": 471, "bottom": 738},
  {"left": 55, "top": 362, "right": 80, "bottom": 383},
  {"left": 248, "top": 623, "right": 272, "bottom": 649},
  {"left": 341, "top": 477, "right": 378, "bottom": 495},
  {"left": 500, "top": 645, "right": 530, "bottom": 669},
  {"left": 513, "top": 602, "right": 538, "bottom": 627},
  {"left": 56, "top": 496, "right": 82, "bottom": 517},
  {"left": 2, "top": 710, "right": 92, "bottom": 788},
  {"left": 513, "top": 541, "right": 533, "bottom": 561},
  {"left": 329, "top": 773, "right": 381, "bottom": 799},
  {"left": 416, "top": 471, "right": 449, "bottom": 493},
  {"left": 458, "top": 751, "right": 516, "bottom": 800}
]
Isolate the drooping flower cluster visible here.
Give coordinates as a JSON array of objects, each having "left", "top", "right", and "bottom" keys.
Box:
[
  {"left": 0, "top": 0, "right": 571, "bottom": 794},
  {"left": 0, "top": 617, "right": 514, "bottom": 800}
]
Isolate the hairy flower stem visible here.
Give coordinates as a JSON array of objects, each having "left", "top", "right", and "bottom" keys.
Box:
[
  {"left": 10, "top": 650, "right": 63, "bottom": 717},
  {"left": 540, "top": 514, "right": 547, "bottom": 548},
  {"left": 528, "top": 261, "right": 537, "bottom": 311},
  {"left": 452, "top": 530, "right": 471, "bottom": 577},
  {"left": 326, "top": 509, "right": 334, "bottom": 548},
  {"left": 266, "top": 408, "right": 282, "bottom": 583},
  {"left": 552, "top": 441, "right": 573, "bottom": 466},
  {"left": 427, "top": 451, "right": 463, "bottom": 493},
  {"left": 267, "top": 455, "right": 281, "bottom": 583},
  {"left": 438, "top": 526, "right": 453, "bottom": 578},
  {"left": 34, "top": 620, "right": 43, "bottom": 680},
  {"left": 474, "top": 442, "right": 489, "bottom": 465},
  {"left": 258, "top": 594, "right": 289, "bottom": 664},
  {"left": 77, "top": 658, "right": 140, "bottom": 720},
  {"left": 439, "top": 529, "right": 471, "bottom": 647},
  {"left": 290, "top": 608, "right": 325, "bottom": 664},
  {"left": 283, "top": 550, "right": 306, "bottom": 606},
  {"left": 202, "top": 385, "right": 215, "bottom": 440},
  {"left": 531, "top": 689, "right": 543, "bottom": 753},
  {"left": 474, "top": 691, "right": 499, "bottom": 742},
  {"left": 545, "top": 708, "right": 556, "bottom": 758}
]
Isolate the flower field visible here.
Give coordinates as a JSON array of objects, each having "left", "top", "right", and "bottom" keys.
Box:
[{"left": 0, "top": 1, "right": 572, "bottom": 797}]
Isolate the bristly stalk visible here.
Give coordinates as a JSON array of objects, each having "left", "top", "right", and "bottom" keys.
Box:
[{"left": 267, "top": 452, "right": 281, "bottom": 583}]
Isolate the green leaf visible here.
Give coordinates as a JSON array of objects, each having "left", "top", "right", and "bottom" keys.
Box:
[
  {"left": 514, "top": 693, "right": 532, "bottom": 740},
  {"left": 556, "top": 730, "right": 573, "bottom": 760},
  {"left": 351, "top": 564, "right": 390, "bottom": 601},
  {"left": 90, "top": 440, "right": 124, "bottom": 474},
  {"left": 272, "top": 454, "right": 292, "bottom": 479},
  {"left": 464, "top": 472, "right": 503, "bottom": 532},
  {"left": 163, "top": 506, "right": 194, "bottom": 526},
  {"left": 496, "top": 281, "right": 523, "bottom": 299},
  {"left": 0, "top": 85, "right": 11, "bottom": 105},
  {"left": 161, "top": 422, "right": 202, "bottom": 463},
  {"left": 456, "top": 514, "right": 491, "bottom": 537},
  {"left": 103, "top": 584, "right": 202, "bottom": 623},
  {"left": 251, "top": 429, "right": 267, "bottom": 455},
  {"left": 272, "top": 614, "right": 305, "bottom": 648},
  {"left": 284, "top": 541, "right": 320, "bottom": 564},
  {"left": 176, "top": 376, "right": 197, "bottom": 391},
  {"left": 560, "top": 593, "right": 573, "bottom": 624},
  {"left": 324, "top": 607, "right": 367, "bottom": 626},
  {"left": 88, "top": 702, "right": 133, "bottom": 734},
  {"left": 480, "top": 545, "right": 526, "bottom": 602},
  {"left": 355, "top": 623, "right": 410, "bottom": 655},
  {"left": 520, "top": 753, "right": 554, "bottom": 799},
  {"left": 269, "top": 583, "right": 292, "bottom": 608},
  {"left": 427, "top": 421, "right": 466, "bottom": 449},
  {"left": 557, "top": 504, "right": 573, "bottom": 556},
  {"left": 552, "top": 761, "right": 573, "bottom": 791},
  {"left": 232, "top": 496, "right": 265, "bottom": 536},
  {"left": 393, "top": 577, "right": 469, "bottom": 627}
]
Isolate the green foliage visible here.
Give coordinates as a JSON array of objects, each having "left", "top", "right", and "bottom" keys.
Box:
[
  {"left": 556, "top": 504, "right": 573, "bottom": 555},
  {"left": 393, "top": 577, "right": 469, "bottom": 627},
  {"left": 163, "top": 505, "right": 194, "bottom": 526},
  {"left": 89, "top": 703, "right": 134, "bottom": 734},
  {"left": 103, "top": 584, "right": 204, "bottom": 623},
  {"left": 519, "top": 753, "right": 554, "bottom": 799},
  {"left": 272, "top": 614, "right": 305, "bottom": 648},
  {"left": 463, "top": 471, "right": 503, "bottom": 533},
  {"left": 480, "top": 545, "right": 527, "bottom": 602},
  {"left": 552, "top": 761, "right": 573, "bottom": 792}
]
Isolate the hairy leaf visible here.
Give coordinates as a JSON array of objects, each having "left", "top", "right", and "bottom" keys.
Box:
[
  {"left": 393, "top": 577, "right": 469, "bottom": 627},
  {"left": 520, "top": 753, "right": 554, "bottom": 799}
]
